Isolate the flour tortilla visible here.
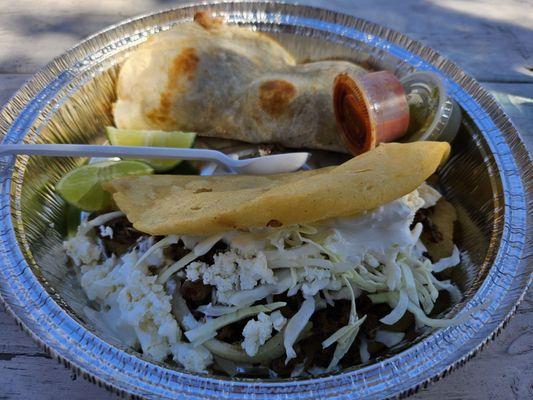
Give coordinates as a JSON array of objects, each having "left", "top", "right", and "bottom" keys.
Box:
[
  {"left": 104, "top": 141, "right": 450, "bottom": 235},
  {"left": 113, "top": 14, "right": 366, "bottom": 152}
]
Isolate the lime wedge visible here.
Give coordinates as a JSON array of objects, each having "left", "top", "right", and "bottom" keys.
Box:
[
  {"left": 56, "top": 160, "right": 153, "bottom": 211},
  {"left": 106, "top": 127, "right": 196, "bottom": 172}
]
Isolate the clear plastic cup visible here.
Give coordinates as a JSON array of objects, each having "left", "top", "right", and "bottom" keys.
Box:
[
  {"left": 400, "top": 71, "right": 461, "bottom": 143},
  {"left": 333, "top": 71, "right": 410, "bottom": 155}
]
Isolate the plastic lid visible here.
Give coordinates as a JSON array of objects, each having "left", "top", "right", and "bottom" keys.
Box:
[
  {"left": 333, "top": 71, "right": 410, "bottom": 155},
  {"left": 400, "top": 71, "right": 461, "bottom": 143}
]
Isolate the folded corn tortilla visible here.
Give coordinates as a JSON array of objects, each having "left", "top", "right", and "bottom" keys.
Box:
[{"left": 104, "top": 141, "right": 450, "bottom": 236}]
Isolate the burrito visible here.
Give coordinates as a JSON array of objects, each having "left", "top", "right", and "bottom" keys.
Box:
[{"left": 113, "top": 12, "right": 368, "bottom": 152}]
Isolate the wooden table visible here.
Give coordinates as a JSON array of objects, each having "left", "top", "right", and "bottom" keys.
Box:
[{"left": 0, "top": 1, "right": 531, "bottom": 399}]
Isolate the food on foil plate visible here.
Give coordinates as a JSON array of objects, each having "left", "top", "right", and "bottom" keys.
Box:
[{"left": 59, "top": 12, "right": 464, "bottom": 377}]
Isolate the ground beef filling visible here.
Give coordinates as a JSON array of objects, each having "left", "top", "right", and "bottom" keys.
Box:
[
  {"left": 96, "top": 216, "right": 146, "bottom": 256},
  {"left": 181, "top": 280, "right": 212, "bottom": 311},
  {"left": 164, "top": 242, "right": 189, "bottom": 261},
  {"left": 176, "top": 242, "right": 230, "bottom": 315}
]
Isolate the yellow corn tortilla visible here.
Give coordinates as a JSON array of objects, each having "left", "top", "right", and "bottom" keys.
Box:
[{"left": 104, "top": 141, "right": 450, "bottom": 235}]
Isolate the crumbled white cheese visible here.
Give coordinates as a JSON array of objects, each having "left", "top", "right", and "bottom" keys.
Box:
[
  {"left": 269, "top": 310, "right": 287, "bottom": 331},
  {"left": 185, "top": 261, "right": 208, "bottom": 282},
  {"left": 185, "top": 249, "right": 276, "bottom": 304},
  {"left": 172, "top": 342, "right": 213, "bottom": 373},
  {"left": 99, "top": 225, "right": 114, "bottom": 239},
  {"left": 115, "top": 266, "right": 180, "bottom": 361},
  {"left": 202, "top": 251, "right": 240, "bottom": 293},
  {"left": 71, "top": 228, "right": 181, "bottom": 362},
  {"left": 84, "top": 305, "right": 138, "bottom": 347},
  {"left": 63, "top": 225, "right": 102, "bottom": 267},
  {"left": 301, "top": 267, "right": 332, "bottom": 296},
  {"left": 79, "top": 257, "right": 117, "bottom": 301},
  {"left": 238, "top": 251, "right": 274, "bottom": 290},
  {"left": 241, "top": 312, "right": 274, "bottom": 356}
]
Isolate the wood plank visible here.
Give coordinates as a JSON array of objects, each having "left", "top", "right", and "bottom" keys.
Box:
[
  {"left": 484, "top": 83, "right": 533, "bottom": 153},
  {"left": 0, "top": 0, "right": 531, "bottom": 82},
  {"left": 0, "top": 348, "right": 115, "bottom": 400},
  {"left": 0, "top": 74, "right": 30, "bottom": 106},
  {"left": 0, "top": 306, "right": 46, "bottom": 355}
]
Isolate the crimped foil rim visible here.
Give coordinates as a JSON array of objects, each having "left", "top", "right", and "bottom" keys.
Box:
[{"left": 0, "top": 1, "right": 531, "bottom": 399}]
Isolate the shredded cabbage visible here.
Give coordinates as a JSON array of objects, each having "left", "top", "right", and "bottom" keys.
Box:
[
  {"left": 157, "top": 234, "right": 222, "bottom": 284},
  {"left": 185, "top": 302, "right": 286, "bottom": 345},
  {"left": 379, "top": 290, "right": 409, "bottom": 325},
  {"left": 227, "top": 285, "right": 275, "bottom": 307},
  {"left": 432, "top": 246, "right": 460, "bottom": 272},
  {"left": 203, "top": 324, "right": 312, "bottom": 365},
  {"left": 431, "top": 277, "right": 462, "bottom": 303},
  {"left": 323, "top": 277, "right": 366, "bottom": 371},
  {"left": 399, "top": 258, "right": 419, "bottom": 305},
  {"left": 406, "top": 301, "right": 470, "bottom": 328},
  {"left": 196, "top": 304, "right": 240, "bottom": 317},
  {"left": 284, "top": 296, "right": 315, "bottom": 362},
  {"left": 134, "top": 235, "right": 178, "bottom": 269},
  {"left": 157, "top": 251, "right": 197, "bottom": 284},
  {"left": 172, "top": 287, "right": 308, "bottom": 364},
  {"left": 326, "top": 322, "right": 362, "bottom": 371},
  {"left": 134, "top": 190, "right": 464, "bottom": 368},
  {"left": 226, "top": 270, "right": 292, "bottom": 307}
]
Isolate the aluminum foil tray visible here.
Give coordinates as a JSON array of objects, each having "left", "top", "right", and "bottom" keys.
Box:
[{"left": 0, "top": 1, "right": 531, "bottom": 399}]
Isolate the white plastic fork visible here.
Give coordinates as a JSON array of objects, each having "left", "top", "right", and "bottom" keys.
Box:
[{"left": 0, "top": 144, "right": 310, "bottom": 174}]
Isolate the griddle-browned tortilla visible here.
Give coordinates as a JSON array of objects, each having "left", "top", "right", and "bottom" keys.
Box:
[
  {"left": 104, "top": 141, "right": 450, "bottom": 235},
  {"left": 113, "top": 13, "right": 366, "bottom": 152}
]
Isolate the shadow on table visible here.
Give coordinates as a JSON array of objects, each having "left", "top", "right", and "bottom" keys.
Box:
[{"left": 1, "top": 0, "right": 532, "bottom": 81}]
